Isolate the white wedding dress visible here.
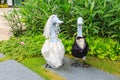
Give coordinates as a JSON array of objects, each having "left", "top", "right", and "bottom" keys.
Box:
[{"left": 41, "top": 15, "right": 65, "bottom": 68}]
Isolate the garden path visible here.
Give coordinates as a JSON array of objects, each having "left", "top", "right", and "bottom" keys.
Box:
[
  {"left": 0, "top": 53, "right": 44, "bottom": 80},
  {"left": 0, "top": 53, "right": 5, "bottom": 58},
  {"left": 0, "top": 8, "right": 13, "bottom": 41},
  {"left": 48, "top": 56, "right": 120, "bottom": 80}
]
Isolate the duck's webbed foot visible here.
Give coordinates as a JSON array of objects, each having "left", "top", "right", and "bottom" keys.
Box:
[
  {"left": 82, "top": 61, "right": 91, "bottom": 68},
  {"left": 45, "top": 64, "right": 52, "bottom": 68},
  {"left": 71, "top": 60, "right": 81, "bottom": 67}
]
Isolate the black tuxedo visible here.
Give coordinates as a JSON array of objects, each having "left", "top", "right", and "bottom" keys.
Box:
[{"left": 72, "top": 36, "right": 89, "bottom": 58}]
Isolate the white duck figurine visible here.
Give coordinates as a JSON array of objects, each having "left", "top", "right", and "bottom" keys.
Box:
[
  {"left": 41, "top": 14, "right": 65, "bottom": 68},
  {"left": 71, "top": 17, "right": 90, "bottom": 68}
]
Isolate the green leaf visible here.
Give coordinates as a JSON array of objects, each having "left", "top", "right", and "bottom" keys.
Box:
[
  {"left": 90, "top": 0, "right": 95, "bottom": 11},
  {"left": 109, "top": 19, "right": 120, "bottom": 26}
]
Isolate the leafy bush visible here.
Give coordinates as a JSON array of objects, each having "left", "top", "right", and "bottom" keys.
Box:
[
  {"left": 0, "top": 35, "right": 45, "bottom": 61},
  {"left": 0, "top": 35, "right": 119, "bottom": 61},
  {"left": 18, "top": 0, "right": 120, "bottom": 40},
  {"left": 4, "top": 0, "right": 120, "bottom": 40},
  {"left": 4, "top": 9, "right": 24, "bottom": 36},
  {"left": 62, "top": 36, "right": 120, "bottom": 61},
  {"left": 87, "top": 36, "right": 120, "bottom": 60},
  {"left": 19, "top": 0, "right": 49, "bottom": 35}
]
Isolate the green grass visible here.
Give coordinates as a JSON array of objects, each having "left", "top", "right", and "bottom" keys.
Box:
[
  {"left": 0, "top": 56, "right": 10, "bottom": 62},
  {"left": 21, "top": 56, "right": 65, "bottom": 80},
  {"left": 86, "top": 56, "right": 120, "bottom": 77}
]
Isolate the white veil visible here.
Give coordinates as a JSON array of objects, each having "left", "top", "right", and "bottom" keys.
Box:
[{"left": 43, "top": 15, "right": 56, "bottom": 38}]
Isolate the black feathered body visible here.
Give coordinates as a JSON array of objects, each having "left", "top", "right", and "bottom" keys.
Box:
[{"left": 72, "top": 36, "right": 89, "bottom": 58}]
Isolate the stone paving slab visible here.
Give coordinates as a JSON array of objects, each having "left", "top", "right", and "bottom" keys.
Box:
[
  {"left": 0, "top": 60, "right": 43, "bottom": 80},
  {"left": 0, "top": 8, "right": 12, "bottom": 41},
  {"left": 48, "top": 57, "right": 120, "bottom": 80}
]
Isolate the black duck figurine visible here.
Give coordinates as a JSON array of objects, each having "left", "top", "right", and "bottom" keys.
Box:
[{"left": 71, "top": 17, "right": 90, "bottom": 68}]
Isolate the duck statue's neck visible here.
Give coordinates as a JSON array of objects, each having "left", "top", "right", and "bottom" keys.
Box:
[
  {"left": 77, "top": 24, "right": 82, "bottom": 37},
  {"left": 77, "top": 17, "right": 83, "bottom": 37}
]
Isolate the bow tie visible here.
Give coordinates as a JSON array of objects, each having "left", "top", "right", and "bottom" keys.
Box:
[{"left": 76, "top": 36, "right": 86, "bottom": 40}]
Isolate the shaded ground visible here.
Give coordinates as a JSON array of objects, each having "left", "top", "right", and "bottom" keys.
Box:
[{"left": 48, "top": 57, "right": 120, "bottom": 80}]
